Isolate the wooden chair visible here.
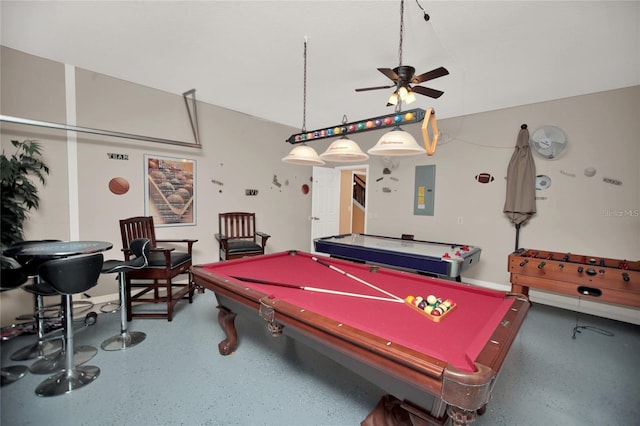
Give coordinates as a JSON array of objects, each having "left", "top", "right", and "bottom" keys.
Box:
[
  {"left": 215, "top": 212, "right": 270, "bottom": 261},
  {"left": 119, "top": 216, "right": 198, "bottom": 321}
]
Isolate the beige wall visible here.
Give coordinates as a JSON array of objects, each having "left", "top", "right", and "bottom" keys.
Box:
[{"left": 2, "top": 46, "right": 638, "bottom": 325}]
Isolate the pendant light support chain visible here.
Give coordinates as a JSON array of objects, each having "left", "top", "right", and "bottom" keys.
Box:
[
  {"left": 398, "top": 0, "right": 405, "bottom": 70},
  {"left": 302, "top": 37, "right": 308, "bottom": 133}
]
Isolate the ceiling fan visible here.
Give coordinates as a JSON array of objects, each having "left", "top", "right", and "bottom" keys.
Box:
[
  {"left": 355, "top": 0, "right": 448, "bottom": 106},
  {"left": 355, "top": 65, "right": 449, "bottom": 103}
]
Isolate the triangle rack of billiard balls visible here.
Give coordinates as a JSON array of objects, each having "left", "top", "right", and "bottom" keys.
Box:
[{"left": 404, "top": 294, "right": 456, "bottom": 322}]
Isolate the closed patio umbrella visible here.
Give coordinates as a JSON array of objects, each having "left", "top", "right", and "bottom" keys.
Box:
[{"left": 503, "top": 124, "right": 536, "bottom": 251}]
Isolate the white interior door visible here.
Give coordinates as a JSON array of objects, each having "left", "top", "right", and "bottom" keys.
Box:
[{"left": 310, "top": 166, "right": 340, "bottom": 252}]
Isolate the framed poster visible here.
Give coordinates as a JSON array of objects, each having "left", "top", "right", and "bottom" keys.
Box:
[{"left": 145, "top": 155, "right": 196, "bottom": 226}]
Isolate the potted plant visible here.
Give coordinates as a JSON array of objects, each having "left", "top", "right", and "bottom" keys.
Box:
[{"left": 1, "top": 139, "right": 50, "bottom": 250}]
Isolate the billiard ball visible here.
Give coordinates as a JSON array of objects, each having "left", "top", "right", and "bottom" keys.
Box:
[{"left": 426, "top": 295, "right": 437, "bottom": 305}]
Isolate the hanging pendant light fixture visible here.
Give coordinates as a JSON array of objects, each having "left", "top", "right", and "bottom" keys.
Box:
[
  {"left": 368, "top": 125, "right": 425, "bottom": 156},
  {"left": 319, "top": 115, "right": 369, "bottom": 162},
  {"left": 282, "top": 144, "right": 325, "bottom": 165},
  {"left": 368, "top": 0, "right": 425, "bottom": 157},
  {"left": 282, "top": 37, "right": 325, "bottom": 166}
]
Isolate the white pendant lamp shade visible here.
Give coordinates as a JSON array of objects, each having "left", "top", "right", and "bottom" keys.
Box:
[
  {"left": 368, "top": 127, "right": 426, "bottom": 156},
  {"left": 282, "top": 144, "right": 325, "bottom": 166},
  {"left": 319, "top": 137, "right": 369, "bottom": 162}
]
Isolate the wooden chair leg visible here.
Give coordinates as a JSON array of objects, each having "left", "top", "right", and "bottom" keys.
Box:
[{"left": 167, "top": 279, "right": 173, "bottom": 322}]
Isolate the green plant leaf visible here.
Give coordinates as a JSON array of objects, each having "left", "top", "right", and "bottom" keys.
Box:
[{"left": 1, "top": 140, "right": 50, "bottom": 247}]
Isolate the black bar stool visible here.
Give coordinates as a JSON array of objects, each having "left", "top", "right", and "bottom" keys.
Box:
[
  {"left": 34, "top": 253, "right": 103, "bottom": 397},
  {"left": 100, "top": 238, "right": 150, "bottom": 351},
  {"left": 0, "top": 265, "right": 29, "bottom": 386},
  {"left": 6, "top": 240, "right": 64, "bottom": 362}
]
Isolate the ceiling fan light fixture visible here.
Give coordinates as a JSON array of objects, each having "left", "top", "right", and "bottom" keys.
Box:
[
  {"left": 282, "top": 144, "right": 325, "bottom": 166},
  {"left": 319, "top": 136, "right": 369, "bottom": 162},
  {"left": 387, "top": 92, "right": 399, "bottom": 105},
  {"left": 368, "top": 126, "right": 426, "bottom": 156},
  {"left": 398, "top": 86, "right": 409, "bottom": 101},
  {"left": 405, "top": 91, "right": 416, "bottom": 104}
]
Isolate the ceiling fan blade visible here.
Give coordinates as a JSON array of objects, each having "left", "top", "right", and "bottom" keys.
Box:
[
  {"left": 412, "top": 85, "right": 444, "bottom": 99},
  {"left": 377, "top": 68, "right": 399, "bottom": 81},
  {"left": 412, "top": 66, "right": 449, "bottom": 84},
  {"left": 355, "top": 84, "right": 395, "bottom": 92}
]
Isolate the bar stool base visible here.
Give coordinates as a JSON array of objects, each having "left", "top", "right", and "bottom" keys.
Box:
[
  {"left": 1, "top": 365, "right": 29, "bottom": 387},
  {"left": 101, "top": 331, "right": 146, "bottom": 351},
  {"left": 11, "top": 339, "right": 62, "bottom": 361},
  {"left": 35, "top": 365, "right": 100, "bottom": 397},
  {"left": 29, "top": 345, "right": 97, "bottom": 375}
]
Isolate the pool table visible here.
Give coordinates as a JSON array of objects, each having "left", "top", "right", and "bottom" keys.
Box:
[
  {"left": 314, "top": 233, "right": 481, "bottom": 281},
  {"left": 191, "top": 251, "right": 529, "bottom": 426}
]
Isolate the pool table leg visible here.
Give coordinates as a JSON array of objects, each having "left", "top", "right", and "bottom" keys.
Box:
[
  {"left": 446, "top": 405, "right": 477, "bottom": 425},
  {"left": 216, "top": 305, "right": 237, "bottom": 355}
]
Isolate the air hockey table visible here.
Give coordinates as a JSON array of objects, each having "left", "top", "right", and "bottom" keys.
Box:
[{"left": 314, "top": 233, "right": 481, "bottom": 281}]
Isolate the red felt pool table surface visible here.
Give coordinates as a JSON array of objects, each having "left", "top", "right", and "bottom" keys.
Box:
[{"left": 199, "top": 251, "right": 511, "bottom": 372}]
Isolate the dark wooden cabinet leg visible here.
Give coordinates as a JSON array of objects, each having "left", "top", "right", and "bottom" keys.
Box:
[{"left": 217, "top": 305, "right": 238, "bottom": 355}]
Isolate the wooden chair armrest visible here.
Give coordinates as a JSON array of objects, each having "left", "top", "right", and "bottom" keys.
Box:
[
  {"left": 150, "top": 247, "right": 175, "bottom": 252},
  {"left": 156, "top": 239, "right": 198, "bottom": 255},
  {"left": 214, "top": 234, "right": 229, "bottom": 252},
  {"left": 255, "top": 231, "right": 271, "bottom": 248},
  {"left": 214, "top": 233, "right": 227, "bottom": 242}
]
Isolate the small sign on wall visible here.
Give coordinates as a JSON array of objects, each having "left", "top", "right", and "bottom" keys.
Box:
[
  {"left": 107, "top": 153, "right": 129, "bottom": 160},
  {"left": 414, "top": 165, "right": 435, "bottom": 216}
]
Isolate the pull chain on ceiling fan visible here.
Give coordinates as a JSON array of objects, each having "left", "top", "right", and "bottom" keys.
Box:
[{"left": 355, "top": 0, "right": 449, "bottom": 106}]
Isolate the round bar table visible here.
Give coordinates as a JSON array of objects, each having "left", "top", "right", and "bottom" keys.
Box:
[{"left": 3, "top": 240, "right": 113, "bottom": 260}]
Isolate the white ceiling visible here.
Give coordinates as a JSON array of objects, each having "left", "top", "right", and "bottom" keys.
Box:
[{"left": 2, "top": 1, "right": 639, "bottom": 133}]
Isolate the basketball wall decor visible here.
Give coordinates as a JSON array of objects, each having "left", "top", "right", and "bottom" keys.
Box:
[{"left": 109, "top": 177, "right": 130, "bottom": 195}]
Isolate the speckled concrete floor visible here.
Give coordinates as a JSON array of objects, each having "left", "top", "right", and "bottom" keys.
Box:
[{"left": 1, "top": 292, "right": 638, "bottom": 426}]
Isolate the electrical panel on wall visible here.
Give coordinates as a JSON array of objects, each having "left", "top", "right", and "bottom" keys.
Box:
[{"left": 414, "top": 165, "right": 435, "bottom": 216}]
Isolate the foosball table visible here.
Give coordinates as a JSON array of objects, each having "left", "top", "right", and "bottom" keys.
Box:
[{"left": 508, "top": 248, "right": 640, "bottom": 309}]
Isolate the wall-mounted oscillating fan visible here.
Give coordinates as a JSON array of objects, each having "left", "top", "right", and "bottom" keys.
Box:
[{"left": 529, "top": 125, "right": 568, "bottom": 159}]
